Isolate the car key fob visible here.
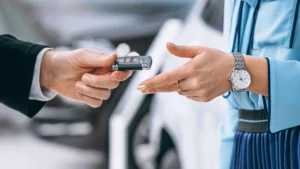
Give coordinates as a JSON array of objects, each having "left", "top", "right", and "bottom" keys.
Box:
[{"left": 112, "top": 56, "right": 152, "bottom": 71}]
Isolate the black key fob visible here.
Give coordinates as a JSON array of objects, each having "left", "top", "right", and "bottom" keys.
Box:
[{"left": 112, "top": 56, "right": 152, "bottom": 71}]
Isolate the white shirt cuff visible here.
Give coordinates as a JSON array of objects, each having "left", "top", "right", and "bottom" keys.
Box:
[{"left": 29, "top": 48, "right": 57, "bottom": 101}]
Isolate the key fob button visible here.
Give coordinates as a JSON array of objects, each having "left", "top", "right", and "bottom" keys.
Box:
[
  {"left": 117, "top": 58, "right": 125, "bottom": 63},
  {"left": 125, "top": 57, "right": 131, "bottom": 63},
  {"left": 132, "top": 57, "right": 140, "bottom": 63}
]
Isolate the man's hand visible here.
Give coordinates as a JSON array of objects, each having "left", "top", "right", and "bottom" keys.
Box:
[{"left": 40, "top": 48, "right": 132, "bottom": 107}]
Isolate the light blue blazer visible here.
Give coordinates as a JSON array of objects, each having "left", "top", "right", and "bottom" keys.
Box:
[{"left": 219, "top": 0, "right": 300, "bottom": 168}]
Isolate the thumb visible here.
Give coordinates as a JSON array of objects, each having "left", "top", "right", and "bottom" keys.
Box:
[
  {"left": 78, "top": 50, "right": 117, "bottom": 68},
  {"left": 166, "top": 42, "right": 207, "bottom": 58},
  {"left": 97, "top": 53, "right": 117, "bottom": 67}
]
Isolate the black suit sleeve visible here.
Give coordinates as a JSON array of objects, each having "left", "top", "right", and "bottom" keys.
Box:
[{"left": 0, "top": 34, "right": 49, "bottom": 117}]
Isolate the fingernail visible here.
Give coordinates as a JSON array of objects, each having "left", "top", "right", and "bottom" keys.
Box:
[
  {"left": 137, "top": 85, "right": 147, "bottom": 90},
  {"left": 83, "top": 75, "right": 91, "bottom": 83}
]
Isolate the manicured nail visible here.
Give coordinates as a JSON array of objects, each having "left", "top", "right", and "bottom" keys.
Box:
[
  {"left": 82, "top": 75, "right": 91, "bottom": 83},
  {"left": 137, "top": 85, "right": 147, "bottom": 90}
]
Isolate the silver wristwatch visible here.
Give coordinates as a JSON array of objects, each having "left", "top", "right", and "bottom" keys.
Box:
[{"left": 229, "top": 52, "right": 251, "bottom": 92}]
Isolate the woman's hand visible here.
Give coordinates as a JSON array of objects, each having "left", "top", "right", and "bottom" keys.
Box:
[
  {"left": 137, "top": 43, "right": 234, "bottom": 102},
  {"left": 138, "top": 43, "right": 269, "bottom": 101}
]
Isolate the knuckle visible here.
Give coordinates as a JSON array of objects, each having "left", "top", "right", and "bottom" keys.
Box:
[{"left": 192, "top": 79, "right": 200, "bottom": 89}]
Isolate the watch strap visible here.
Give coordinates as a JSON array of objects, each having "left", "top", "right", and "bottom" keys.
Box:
[
  {"left": 232, "top": 52, "right": 246, "bottom": 69},
  {"left": 231, "top": 52, "right": 247, "bottom": 92},
  {"left": 232, "top": 87, "right": 246, "bottom": 92}
]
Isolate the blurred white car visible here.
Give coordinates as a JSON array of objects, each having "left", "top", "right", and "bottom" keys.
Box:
[{"left": 109, "top": 0, "right": 227, "bottom": 169}]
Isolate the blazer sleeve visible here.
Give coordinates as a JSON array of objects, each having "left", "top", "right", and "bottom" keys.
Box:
[{"left": 0, "top": 34, "right": 48, "bottom": 117}]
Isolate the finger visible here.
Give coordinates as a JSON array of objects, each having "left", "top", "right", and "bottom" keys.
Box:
[
  {"left": 76, "top": 91, "right": 103, "bottom": 108},
  {"left": 186, "top": 96, "right": 201, "bottom": 102},
  {"left": 179, "top": 90, "right": 201, "bottom": 97},
  {"left": 178, "top": 78, "right": 199, "bottom": 91},
  {"left": 82, "top": 73, "right": 119, "bottom": 89},
  {"left": 166, "top": 42, "right": 208, "bottom": 58},
  {"left": 77, "top": 49, "right": 117, "bottom": 68},
  {"left": 94, "top": 67, "right": 112, "bottom": 75},
  {"left": 84, "top": 48, "right": 107, "bottom": 55},
  {"left": 111, "top": 71, "right": 133, "bottom": 81},
  {"left": 187, "top": 95, "right": 212, "bottom": 102},
  {"left": 138, "top": 65, "right": 189, "bottom": 90},
  {"left": 76, "top": 82, "right": 111, "bottom": 100},
  {"left": 84, "top": 49, "right": 107, "bottom": 55},
  {"left": 140, "top": 83, "right": 177, "bottom": 94}
]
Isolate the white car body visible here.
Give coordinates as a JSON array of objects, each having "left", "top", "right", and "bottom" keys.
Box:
[
  {"left": 109, "top": 0, "right": 227, "bottom": 169},
  {"left": 147, "top": 1, "right": 227, "bottom": 169}
]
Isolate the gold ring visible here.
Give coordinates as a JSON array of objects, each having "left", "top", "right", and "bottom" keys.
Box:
[{"left": 176, "top": 81, "right": 183, "bottom": 93}]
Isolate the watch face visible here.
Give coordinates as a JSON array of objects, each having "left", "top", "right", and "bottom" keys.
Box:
[{"left": 231, "top": 69, "right": 251, "bottom": 90}]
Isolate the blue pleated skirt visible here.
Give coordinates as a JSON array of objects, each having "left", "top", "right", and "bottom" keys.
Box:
[{"left": 230, "top": 110, "right": 300, "bottom": 169}]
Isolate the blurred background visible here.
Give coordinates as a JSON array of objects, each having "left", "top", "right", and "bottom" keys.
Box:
[{"left": 0, "top": 0, "right": 226, "bottom": 169}]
